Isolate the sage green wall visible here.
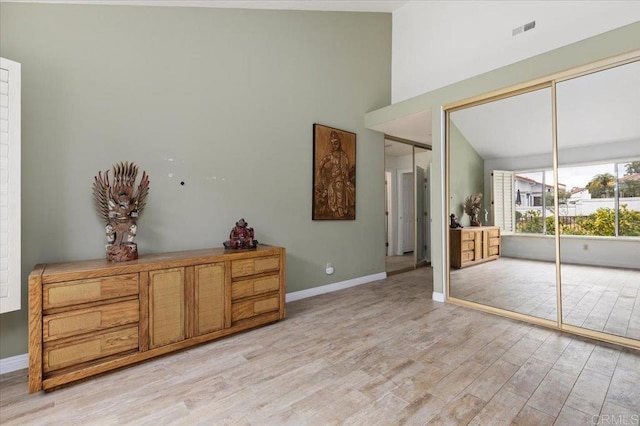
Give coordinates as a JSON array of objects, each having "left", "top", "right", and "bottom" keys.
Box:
[
  {"left": 449, "top": 123, "right": 483, "bottom": 227},
  {"left": 0, "top": 4, "right": 391, "bottom": 359},
  {"left": 365, "top": 22, "right": 640, "bottom": 297}
]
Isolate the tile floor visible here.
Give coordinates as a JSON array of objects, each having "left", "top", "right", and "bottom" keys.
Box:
[{"left": 1, "top": 267, "right": 639, "bottom": 425}]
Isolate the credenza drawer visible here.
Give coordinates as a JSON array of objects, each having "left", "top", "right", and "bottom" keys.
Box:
[
  {"left": 489, "top": 237, "right": 500, "bottom": 247},
  {"left": 461, "top": 250, "right": 475, "bottom": 262},
  {"left": 43, "top": 274, "right": 139, "bottom": 309},
  {"left": 231, "top": 256, "right": 280, "bottom": 278},
  {"left": 43, "top": 325, "right": 139, "bottom": 373},
  {"left": 231, "top": 294, "right": 279, "bottom": 322},
  {"left": 489, "top": 246, "right": 500, "bottom": 256},
  {"left": 461, "top": 230, "right": 475, "bottom": 241},
  {"left": 461, "top": 241, "right": 475, "bottom": 251},
  {"left": 43, "top": 300, "right": 139, "bottom": 342},
  {"left": 487, "top": 228, "right": 500, "bottom": 238},
  {"left": 232, "top": 275, "right": 280, "bottom": 300}
]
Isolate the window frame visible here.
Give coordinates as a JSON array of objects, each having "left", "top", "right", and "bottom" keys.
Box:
[
  {"left": 506, "top": 159, "right": 640, "bottom": 238},
  {"left": 0, "top": 57, "right": 21, "bottom": 314}
]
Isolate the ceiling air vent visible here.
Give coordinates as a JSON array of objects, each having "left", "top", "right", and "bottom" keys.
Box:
[{"left": 512, "top": 20, "right": 536, "bottom": 37}]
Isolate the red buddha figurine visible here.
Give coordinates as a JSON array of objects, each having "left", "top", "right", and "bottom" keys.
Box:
[{"left": 224, "top": 218, "right": 258, "bottom": 249}]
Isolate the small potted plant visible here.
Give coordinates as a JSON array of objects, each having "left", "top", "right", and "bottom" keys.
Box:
[{"left": 463, "top": 193, "right": 483, "bottom": 226}]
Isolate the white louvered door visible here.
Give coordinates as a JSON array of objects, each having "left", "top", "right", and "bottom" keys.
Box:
[
  {"left": 0, "top": 57, "right": 21, "bottom": 314},
  {"left": 491, "top": 170, "right": 514, "bottom": 235}
]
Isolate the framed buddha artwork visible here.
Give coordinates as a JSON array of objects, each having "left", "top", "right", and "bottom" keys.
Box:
[{"left": 312, "top": 124, "right": 356, "bottom": 220}]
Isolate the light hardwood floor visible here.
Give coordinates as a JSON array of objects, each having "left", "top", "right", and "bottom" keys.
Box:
[
  {"left": 451, "top": 257, "right": 640, "bottom": 340},
  {"left": 1, "top": 268, "right": 639, "bottom": 425},
  {"left": 386, "top": 253, "right": 415, "bottom": 274}
]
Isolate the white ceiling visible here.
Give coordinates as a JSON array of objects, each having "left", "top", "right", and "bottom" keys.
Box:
[
  {"left": 370, "top": 110, "right": 432, "bottom": 145},
  {"left": 1, "top": 0, "right": 408, "bottom": 12},
  {"left": 384, "top": 139, "right": 413, "bottom": 157}
]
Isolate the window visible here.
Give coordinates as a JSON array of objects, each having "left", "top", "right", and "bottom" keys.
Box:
[
  {"left": 0, "top": 57, "right": 20, "bottom": 314},
  {"left": 514, "top": 171, "right": 548, "bottom": 234},
  {"left": 496, "top": 160, "right": 640, "bottom": 238},
  {"left": 615, "top": 161, "right": 639, "bottom": 237}
]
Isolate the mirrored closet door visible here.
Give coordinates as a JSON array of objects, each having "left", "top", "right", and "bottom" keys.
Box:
[
  {"left": 446, "top": 52, "right": 640, "bottom": 349},
  {"left": 385, "top": 139, "right": 432, "bottom": 274},
  {"left": 556, "top": 60, "right": 640, "bottom": 344},
  {"left": 448, "top": 87, "right": 558, "bottom": 324}
]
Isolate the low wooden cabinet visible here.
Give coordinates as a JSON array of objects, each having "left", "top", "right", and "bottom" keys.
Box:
[
  {"left": 450, "top": 226, "right": 500, "bottom": 269},
  {"left": 29, "top": 245, "right": 285, "bottom": 392}
]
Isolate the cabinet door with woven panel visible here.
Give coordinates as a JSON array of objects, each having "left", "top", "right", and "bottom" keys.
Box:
[
  {"left": 194, "top": 262, "right": 227, "bottom": 335},
  {"left": 148, "top": 268, "right": 186, "bottom": 349}
]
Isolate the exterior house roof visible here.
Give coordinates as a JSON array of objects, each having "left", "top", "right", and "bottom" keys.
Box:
[
  {"left": 620, "top": 172, "right": 640, "bottom": 182},
  {"left": 515, "top": 174, "right": 565, "bottom": 190}
]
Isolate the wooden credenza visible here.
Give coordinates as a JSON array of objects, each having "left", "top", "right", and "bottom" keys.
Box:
[
  {"left": 28, "top": 245, "right": 285, "bottom": 392},
  {"left": 450, "top": 226, "right": 500, "bottom": 269}
]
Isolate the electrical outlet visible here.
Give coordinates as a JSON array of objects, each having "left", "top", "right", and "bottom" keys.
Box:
[
  {"left": 583, "top": 244, "right": 589, "bottom": 251},
  {"left": 325, "top": 263, "right": 334, "bottom": 275}
]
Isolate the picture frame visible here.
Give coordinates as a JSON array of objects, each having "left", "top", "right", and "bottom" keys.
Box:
[{"left": 312, "top": 123, "right": 356, "bottom": 220}]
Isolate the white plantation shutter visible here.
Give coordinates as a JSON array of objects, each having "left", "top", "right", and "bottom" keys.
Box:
[
  {"left": 492, "top": 170, "right": 514, "bottom": 234},
  {"left": 0, "top": 57, "right": 21, "bottom": 314}
]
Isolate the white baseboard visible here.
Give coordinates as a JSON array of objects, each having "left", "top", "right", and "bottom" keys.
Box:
[
  {"left": 432, "top": 292, "right": 445, "bottom": 302},
  {"left": 286, "top": 272, "right": 387, "bottom": 303},
  {"left": 0, "top": 353, "right": 28, "bottom": 375}
]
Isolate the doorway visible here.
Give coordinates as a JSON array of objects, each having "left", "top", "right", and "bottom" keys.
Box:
[{"left": 384, "top": 138, "right": 432, "bottom": 274}]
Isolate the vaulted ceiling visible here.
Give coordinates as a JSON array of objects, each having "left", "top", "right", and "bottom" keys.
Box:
[
  {"left": 450, "top": 60, "right": 640, "bottom": 160},
  {"left": 375, "top": 60, "right": 640, "bottom": 161}
]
